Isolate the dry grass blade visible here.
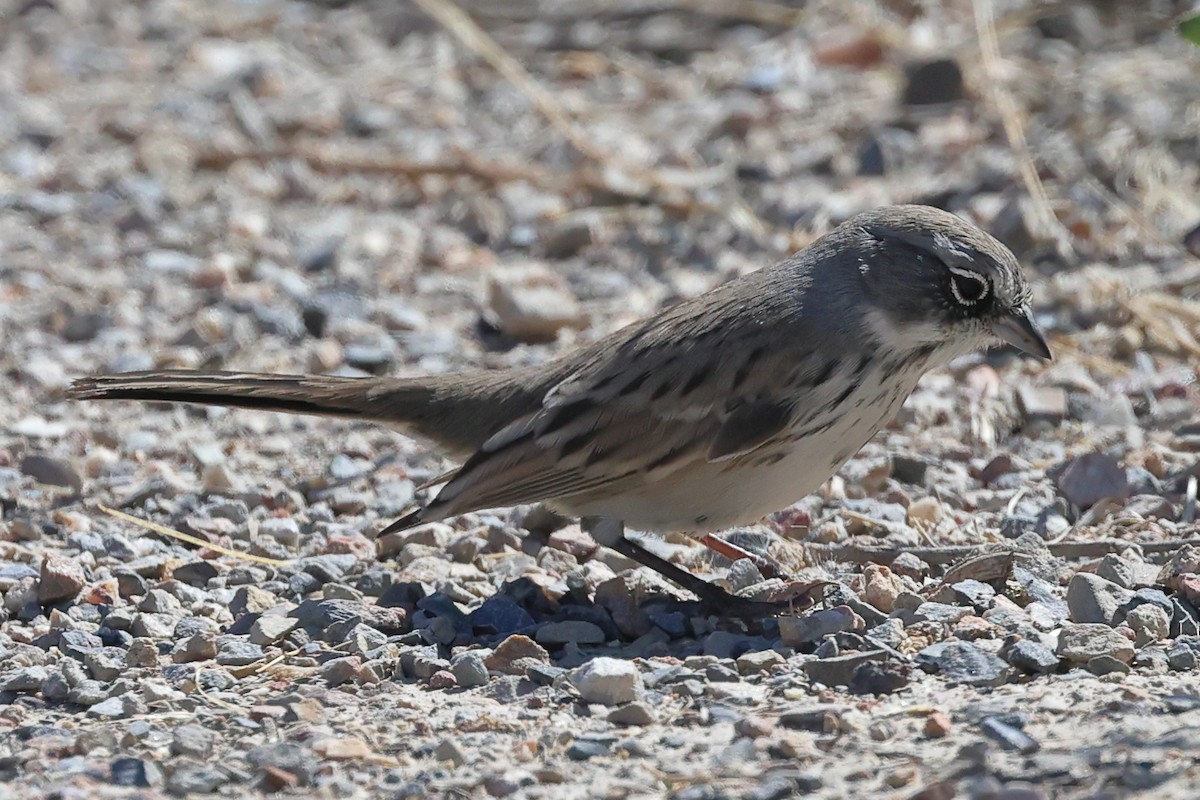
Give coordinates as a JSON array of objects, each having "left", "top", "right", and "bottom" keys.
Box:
[
  {"left": 973, "top": 0, "right": 1074, "bottom": 259},
  {"left": 411, "top": 0, "right": 771, "bottom": 238},
  {"left": 97, "top": 504, "right": 291, "bottom": 567},
  {"left": 1122, "top": 293, "right": 1200, "bottom": 356}
]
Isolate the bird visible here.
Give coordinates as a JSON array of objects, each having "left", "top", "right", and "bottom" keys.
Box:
[{"left": 69, "top": 205, "right": 1050, "bottom": 615}]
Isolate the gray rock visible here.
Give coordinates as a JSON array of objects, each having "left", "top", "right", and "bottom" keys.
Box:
[
  {"left": 173, "top": 634, "right": 218, "bottom": 663},
  {"left": 247, "top": 742, "right": 314, "bottom": 786},
  {"left": 725, "top": 558, "right": 765, "bottom": 592},
  {"left": 1003, "top": 639, "right": 1060, "bottom": 674},
  {"left": 167, "top": 765, "right": 228, "bottom": 795},
  {"left": 320, "top": 656, "right": 361, "bottom": 686},
  {"left": 110, "top": 757, "right": 163, "bottom": 788},
  {"left": 139, "top": 589, "right": 182, "bottom": 614},
  {"left": 42, "top": 668, "right": 71, "bottom": 701},
  {"left": 802, "top": 650, "right": 888, "bottom": 688},
  {"left": 1056, "top": 452, "right": 1129, "bottom": 509},
  {"left": 778, "top": 606, "right": 863, "bottom": 646},
  {"left": 170, "top": 724, "right": 215, "bottom": 759},
  {"left": 434, "top": 738, "right": 468, "bottom": 767},
  {"left": 69, "top": 679, "right": 110, "bottom": 706},
  {"left": 1095, "top": 554, "right": 1138, "bottom": 589},
  {"left": 347, "top": 623, "right": 388, "bottom": 655},
  {"left": 216, "top": 640, "right": 265, "bottom": 666},
  {"left": 451, "top": 652, "right": 490, "bottom": 688},
  {"left": 535, "top": 620, "right": 606, "bottom": 647},
  {"left": 85, "top": 647, "right": 127, "bottom": 681},
  {"left": 736, "top": 649, "right": 785, "bottom": 674},
  {"left": 131, "top": 613, "right": 176, "bottom": 639},
  {"left": 980, "top": 716, "right": 1040, "bottom": 754},
  {"left": 249, "top": 616, "right": 298, "bottom": 646},
  {"left": 917, "top": 642, "right": 1013, "bottom": 687},
  {"left": 705, "top": 663, "right": 741, "bottom": 683},
  {"left": 607, "top": 701, "right": 656, "bottom": 726},
  {"left": 1167, "top": 641, "right": 1198, "bottom": 671},
  {"left": 1087, "top": 655, "right": 1131, "bottom": 675},
  {"left": 1066, "top": 573, "right": 1134, "bottom": 625},
  {"left": 1125, "top": 604, "right": 1170, "bottom": 646},
  {"left": 915, "top": 602, "right": 974, "bottom": 625},
  {"left": 952, "top": 580, "right": 997, "bottom": 610},
  {"left": 88, "top": 695, "right": 132, "bottom": 719},
  {"left": 2, "top": 665, "right": 48, "bottom": 692},
  {"left": 20, "top": 454, "right": 81, "bottom": 492},
  {"left": 571, "top": 657, "right": 644, "bottom": 706},
  {"left": 1056, "top": 623, "right": 1135, "bottom": 664}
]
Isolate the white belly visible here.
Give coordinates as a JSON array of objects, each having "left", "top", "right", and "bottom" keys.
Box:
[{"left": 556, "top": 360, "right": 928, "bottom": 534}]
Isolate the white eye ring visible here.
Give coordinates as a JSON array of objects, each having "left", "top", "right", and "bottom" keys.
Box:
[{"left": 948, "top": 267, "right": 990, "bottom": 306}]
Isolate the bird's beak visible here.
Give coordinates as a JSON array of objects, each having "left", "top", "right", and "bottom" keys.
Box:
[{"left": 991, "top": 307, "right": 1052, "bottom": 360}]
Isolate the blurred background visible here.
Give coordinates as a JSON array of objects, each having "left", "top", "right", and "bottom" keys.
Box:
[{"left": 2, "top": 0, "right": 1197, "bottom": 384}]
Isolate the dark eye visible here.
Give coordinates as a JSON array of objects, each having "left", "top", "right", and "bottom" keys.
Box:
[{"left": 948, "top": 268, "right": 990, "bottom": 306}]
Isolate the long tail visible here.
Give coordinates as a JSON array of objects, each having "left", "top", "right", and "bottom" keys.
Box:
[
  {"left": 68, "top": 370, "right": 409, "bottom": 420},
  {"left": 68, "top": 367, "right": 556, "bottom": 459}
]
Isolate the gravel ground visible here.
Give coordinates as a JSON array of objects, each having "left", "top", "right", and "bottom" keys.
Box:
[{"left": 2, "top": 1, "right": 1200, "bottom": 798}]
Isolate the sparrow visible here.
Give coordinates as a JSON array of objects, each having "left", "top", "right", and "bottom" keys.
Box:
[{"left": 69, "top": 205, "right": 1050, "bottom": 615}]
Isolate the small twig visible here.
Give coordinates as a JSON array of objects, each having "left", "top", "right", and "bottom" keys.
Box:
[{"left": 97, "top": 504, "right": 291, "bottom": 567}]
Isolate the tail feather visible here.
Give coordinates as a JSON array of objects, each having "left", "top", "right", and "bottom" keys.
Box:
[
  {"left": 68, "top": 371, "right": 390, "bottom": 420},
  {"left": 377, "top": 508, "right": 426, "bottom": 537},
  {"left": 68, "top": 366, "right": 559, "bottom": 459}
]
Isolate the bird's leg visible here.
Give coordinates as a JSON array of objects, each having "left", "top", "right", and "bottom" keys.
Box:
[
  {"left": 581, "top": 516, "right": 789, "bottom": 617},
  {"left": 697, "top": 533, "right": 783, "bottom": 581}
]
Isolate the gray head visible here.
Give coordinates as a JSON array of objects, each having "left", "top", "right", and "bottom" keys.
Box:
[{"left": 833, "top": 205, "right": 1051, "bottom": 361}]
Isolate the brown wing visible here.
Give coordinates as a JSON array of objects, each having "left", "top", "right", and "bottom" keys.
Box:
[{"left": 416, "top": 316, "right": 808, "bottom": 523}]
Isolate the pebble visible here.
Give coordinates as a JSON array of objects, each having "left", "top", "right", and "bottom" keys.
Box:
[
  {"left": 778, "top": 606, "right": 864, "bottom": 646},
  {"left": 1056, "top": 452, "right": 1130, "bottom": 508},
  {"left": 862, "top": 565, "right": 906, "bottom": 613},
  {"left": 1066, "top": 573, "right": 1134, "bottom": 625},
  {"left": 38, "top": 554, "right": 87, "bottom": 604},
  {"left": 1055, "top": 623, "right": 1136, "bottom": 664},
  {"left": 20, "top": 454, "right": 82, "bottom": 493},
  {"left": 485, "top": 634, "right": 550, "bottom": 675},
  {"left": 171, "top": 724, "right": 215, "bottom": 759},
  {"left": 924, "top": 711, "right": 952, "bottom": 738},
  {"left": 570, "top": 657, "right": 644, "bottom": 705},
  {"left": 736, "top": 649, "right": 785, "bottom": 674},
  {"left": 320, "top": 656, "right": 362, "bottom": 686},
  {"left": 250, "top": 616, "right": 299, "bottom": 646},
  {"left": 1016, "top": 386, "right": 1068, "bottom": 425},
  {"left": 1125, "top": 604, "right": 1170, "bottom": 646},
  {"left": 901, "top": 58, "right": 963, "bottom": 105},
  {"left": 450, "top": 652, "right": 491, "bottom": 688},
  {"left": 486, "top": 263, "right": 586, "bottom": 342},
  {"left": 917, "top": 642, "right": 1013, "bottom": 687},
  {"left": 1003, "top": 639, "right": 1060, "bottom": 674},
  {"left": 607, "top": 701, "right": 656, "bottom": 726}
]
